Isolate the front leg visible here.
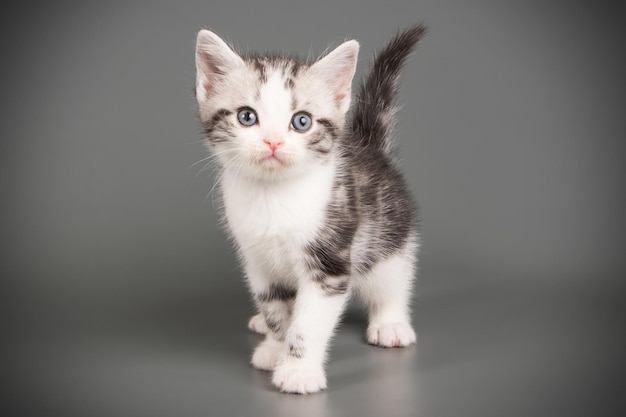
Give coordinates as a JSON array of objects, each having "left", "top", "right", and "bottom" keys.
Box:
[
  {"left": 250, "top": 283, "right": 296, "bottom": 371},
  {"left": 272, "top": 275, "right": 351, "bottom": 394}
]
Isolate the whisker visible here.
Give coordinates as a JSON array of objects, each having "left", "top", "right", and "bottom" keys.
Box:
[
  {"left": 227, "top": 153, "right": 250, "bottom": 206},
  {"left": 189, "top": 148, "right": 238, "bottom": 170},
  {"left": 196, "top": 153, "right": 236, "bottom": 177},
  {"left": 203, "top": 151, "right": 246, "bottom": 206}
]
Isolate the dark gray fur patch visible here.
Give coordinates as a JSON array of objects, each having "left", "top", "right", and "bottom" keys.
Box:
[
  {"left": 244, "top": 53, "right": 312, "bottom": 82},
  {"left": 314, "top": 273, "right": 350, "bottom": 297},
  {"left": 305, "top": 176, "right": 358, "bottom": 279},
  {"left": 308, "top": 134, "right": 332, "bottom": 155},
  {"left": 203, "top": 108, "right": 233, "bottom": 143},
  {"left": 316, "top": 119, "right": 337, "bottom": 140},
  {"left": 290, "top": 62, "right": 301, "bottom": 77},
  {"left": 287, "top": 335, "right": 305, "bottom": 358},
  {"left": 307, "top": 118, "right": 338, "bottom": 155},
  {"left": 251, "top": 58, "right": 267, "bottom": 83},
  {"left": 265, "top": 317, "right": 280, "bottom": 333},
  {"left": 259, "top": 299, "right": 292, "bottom": 340},
  {"left": 348, "top": 154, "right": 417, "bottom": 273},
  {"left": 291, "top": 94, "right": 297, "bottom": 112},
  {"left": 256, "top": 283, "right": 297, "bottom": 303}
]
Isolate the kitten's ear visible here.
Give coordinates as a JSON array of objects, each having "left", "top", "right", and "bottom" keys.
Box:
[
  {"left": 311, "top": 40, "right": 359, "bottom": 113},
  {"left": 195, "top": 30, "right": 244, "bottom": 102}
]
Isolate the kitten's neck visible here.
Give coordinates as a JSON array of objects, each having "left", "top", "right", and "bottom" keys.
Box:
[{"left": 220, "top": 156, "right": 338, "bottom": 241}]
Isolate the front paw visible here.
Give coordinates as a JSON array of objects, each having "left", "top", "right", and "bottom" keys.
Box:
[
  {"left": 272, "top": 361, "right": 327, "bottom": 394},
  {"left": 248, "top": 313, "right": 269, "bottom": 335},
  {"left": 251, "top": 337, "right": 282, "bottom": 371}
]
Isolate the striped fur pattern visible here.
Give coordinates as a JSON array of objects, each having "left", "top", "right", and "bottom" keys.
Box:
[{"left": 194, "top": 24, "right": 426, "bottom": 394}]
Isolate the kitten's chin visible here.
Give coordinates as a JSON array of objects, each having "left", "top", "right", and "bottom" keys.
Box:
[{"left": 258, "top": 154, "right": 291, "bottom": 171}]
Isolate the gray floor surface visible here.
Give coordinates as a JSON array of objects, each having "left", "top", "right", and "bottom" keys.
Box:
[{"left": 7, "top": 268, "right": 622, "bottom": 417}]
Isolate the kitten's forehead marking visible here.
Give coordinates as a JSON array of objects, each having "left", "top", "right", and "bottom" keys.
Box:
[
  {"left": 251, "top": 59, "right": 267, "bottom": 84},
  {"left": 258, "top": 68, "right": 293, "bottom": 132}
]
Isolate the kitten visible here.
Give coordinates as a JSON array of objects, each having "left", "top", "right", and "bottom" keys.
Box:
[{"left": 194, "top": 24, "right": 426, "bottom": 394}]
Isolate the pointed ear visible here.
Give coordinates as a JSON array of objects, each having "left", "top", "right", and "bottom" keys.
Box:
[
  {"left": 311, "top": 40, "right": 359, "bottom": 113},
  {"left": 195, "top": 30, "right": 244, "bottom": 103}
]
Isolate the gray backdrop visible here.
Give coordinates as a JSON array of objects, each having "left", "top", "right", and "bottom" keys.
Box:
[{"left": 3, "top": 1, "right": 625, "bottom": 416}]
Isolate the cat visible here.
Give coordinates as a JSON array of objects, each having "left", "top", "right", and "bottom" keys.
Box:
[{"left": 194, "top": 24, "right": 426, "bottom": 394}]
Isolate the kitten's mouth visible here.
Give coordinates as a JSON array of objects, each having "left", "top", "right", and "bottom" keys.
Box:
[{"left": 260, "top": 153, "right": 287, "bottom": 168}]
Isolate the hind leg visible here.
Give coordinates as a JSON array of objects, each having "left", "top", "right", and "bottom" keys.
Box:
[{"left": 356, "top": 244, "right": 418, "bottom": 347}]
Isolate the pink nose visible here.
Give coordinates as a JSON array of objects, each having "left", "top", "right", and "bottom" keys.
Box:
[{"left": 264, "top": 138, "right": 284, "bottom": 152}]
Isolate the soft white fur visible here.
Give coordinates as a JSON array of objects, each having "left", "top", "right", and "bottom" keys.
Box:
[{"left": 195, "top": 30, "right": 416, "bottom": 394}]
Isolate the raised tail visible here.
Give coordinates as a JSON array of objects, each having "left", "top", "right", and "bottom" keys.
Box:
[{"left": 351, "top": 24, "right": 426, "bottom": 154}]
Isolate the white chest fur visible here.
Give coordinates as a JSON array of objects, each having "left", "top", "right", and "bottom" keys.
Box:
[{"left": 221, "top": 164, "right": 335, "bottom": 277}]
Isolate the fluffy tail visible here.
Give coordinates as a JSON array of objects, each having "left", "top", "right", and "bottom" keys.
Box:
[{"left": 351, "top": 24, "right": 426, "bottom": 154}]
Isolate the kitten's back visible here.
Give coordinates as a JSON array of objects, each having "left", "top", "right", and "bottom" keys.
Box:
[{"left": 345, "top": 24, "right": 427, "bottom": 271}]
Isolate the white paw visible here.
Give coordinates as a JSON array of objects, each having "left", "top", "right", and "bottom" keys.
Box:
[
  {"left": 367, "top": 322, "right": 417, "bottom": 347},
  {"left": 272, "top": 361, "right": 327, "bottom": 394},
  {"left": 248, "top": 313, "right": 269, "bottom": 335},
  {"left": 251, "top": 337, "right": 282, "bottom": 371}
]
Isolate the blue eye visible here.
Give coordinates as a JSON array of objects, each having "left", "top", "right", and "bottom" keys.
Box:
[
  {"left": 291, "top": 112, "right": 312, "bottom": 132},
  {"left": 237, "top": 108, "right": 257, "bottom": 126}
]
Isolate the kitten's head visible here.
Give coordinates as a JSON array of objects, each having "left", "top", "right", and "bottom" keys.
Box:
[{"left": 195, "top": 30, "right": 359, "bottom": 180}]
